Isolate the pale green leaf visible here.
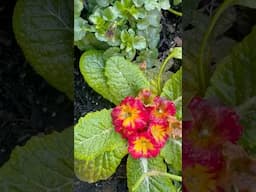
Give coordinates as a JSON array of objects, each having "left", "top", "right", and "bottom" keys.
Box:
[
  {"left": 160, "top": 139, "right": 182, "bottom": 171},
  {"left": 74, "top": 109, "right": 127, "bottom": 183},
  {"left": 105, "top": 56, "right": 150, "bottom": 103},
  {"left": 74, "top": 0, "right": 84, "bottom": 18},
  {"left": 0, "top": 129, "right": 73, "bottom": 191},
  {"left": 13, "top": 0, "right": 73, "bottom": 99},
  {"left": 127, "top": 156, "right": 174, "bottom": 192},
  {"left": 133, "top": 36, "right": 147, "bottom": 50}
]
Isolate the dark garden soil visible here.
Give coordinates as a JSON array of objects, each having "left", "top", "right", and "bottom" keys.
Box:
[
  {"left": 74, "top": 7, "right": 182, "bottom": 192},
  {"left": 0, "top": 0, "right": 73, "bottom": 166}
]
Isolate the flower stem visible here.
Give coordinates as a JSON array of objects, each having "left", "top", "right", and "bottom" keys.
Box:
[
  {"left": 132, "top": 171, "right": 182, "bottom": 192},
  {"left": 157, "top": 50, "right": 176, "bottom": 94},
  {"left": 198, "top": 0, "right": 234, "bottom": 94},
  {"left": 168, "top": 8, "right": 182, "bottom": 17}
]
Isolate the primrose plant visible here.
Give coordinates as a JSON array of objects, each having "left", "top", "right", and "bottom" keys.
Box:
[{"left": 74, "top": 0, "right": 182, "bottom": 191}]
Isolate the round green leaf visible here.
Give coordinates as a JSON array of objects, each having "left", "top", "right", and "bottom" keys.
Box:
[
  {"left": 13, "top": 0, "right": 73, "bottom": 99},
  {"left": 74, "top": 109, "right": 127, "bottom": 183}
]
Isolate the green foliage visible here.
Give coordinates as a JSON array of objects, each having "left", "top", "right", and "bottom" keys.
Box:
[
  {"left": 13, "top": 0, "right": 74, "bottom": 99},
  {"left": 206, "top": 27, "right": 256, "bottom": 154},
  {"left": 74, "top": 0, "right": 166, "bottom": 61},
  {"left": 74, "top": 109, "right": 127, "bottom": 182},
  {"left": 127, "top": 156, "right": 175, "bottom": 192},
  {"left": 0, "top": 129, "right": 73, "bottom": 191},
  {"left": 80, "top": 51, "right": 150, "bottom": 104},
  {"left": 161, "top": 139, "right": 182, "bottom": 171},
  {"left": 161, "top": 68, "right": 182, "bottom": 120}
]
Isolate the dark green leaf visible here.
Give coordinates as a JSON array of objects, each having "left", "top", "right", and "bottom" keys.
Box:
[
  {"left": 206, "top": 27, "right": 256, "bottom": 154},
  {"left": 13, "top": 0, "right": 73, "bottom": 99},
  {"left": 0, "top": 129, "right": 73, "bottom": 191}
]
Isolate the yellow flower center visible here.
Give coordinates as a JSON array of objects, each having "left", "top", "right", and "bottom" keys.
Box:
[
  {"left": 151, "top": 125, "right": 166, "bottom": 142},
  {"left": 133, "top": 137, "right": 154, "bottom": 155},
  {"left": 119, "top": 105, "right": 139, "bottom": 128}
]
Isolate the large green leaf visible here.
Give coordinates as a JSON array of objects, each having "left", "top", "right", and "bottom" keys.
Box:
[
  {"left": 74, "top": 109, "right": 128, "bottom": 183},
  {"left": 160, "top": 139, "right": 182, "bottom": 172},
  {"left": 13, "top": 0, "right": 73, "bottom": 99},
  {"left": 161, "top": 68, "right": 182, "bottom": 120},
  {"left": 105, "top": 56, "right": 150, "bottom": 104},
  {"left": 0, "top": 128, "right": 73, "bottom": 191},
  {"left": 127, "top": 156, "right": 175, "bottom": 192},
  {"left": 79, "top": 50, "right": 116, "bottom": 104},
  {"left": 206, "top": 27, "right": 256, "bottom": 154},
  {"left": 80, "top": 53, "right": 149, "bottom": 104}
]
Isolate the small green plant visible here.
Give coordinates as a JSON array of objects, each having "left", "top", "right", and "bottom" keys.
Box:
[{"left": 74, "top": 0, "right": 169, "bottom": 62}]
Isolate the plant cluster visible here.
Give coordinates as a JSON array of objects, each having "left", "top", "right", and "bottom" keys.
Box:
[
  {"left": 75, "top": 0, "right": 172, "bottom": 63},
  {"left": 112, "top": 89, "right": 181, "bottom": 159},
  {"left": 74, "top": 0, "right": 182, "bottom": 191}
]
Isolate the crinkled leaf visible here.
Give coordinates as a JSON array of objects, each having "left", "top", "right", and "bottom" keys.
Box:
[
  {"left": 206, "top": 27, "right": 256, "bottom": 154},
  {"left": 105, "top": 56, "right": 150, "bottom": 103},
  {"left": 13, "top": 0, "right": 73, "bottom": 99},
  {"left": 0, "top": 129, "right": 73, "bottom": 191},
  {"left": 74, "top": 109, "right": 127, "bottom": 183},
  {"left": 160, "top": 139, "right": 182, "bottom": 171},
  {"left": 79, "top": 50, "right": 116, "bottom": 104},
  {"left": 161, "top": 68, "right": 182, "bottom": 120},
  {"left": 127, "top": 156, "right": 175, "bottom": 192}
]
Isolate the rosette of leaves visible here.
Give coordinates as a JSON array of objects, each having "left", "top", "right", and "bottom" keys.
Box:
[
  {"left": 75, "top": 51, "right": 182, "bottom": 191},
  {"left": 120, "top": 29, "right": 146, "bottom": 60}
]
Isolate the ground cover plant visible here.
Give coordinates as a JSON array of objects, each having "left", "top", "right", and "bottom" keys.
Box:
[
  {"left": 74, "top": 0, "right": 182, "bottom": 191},
  {"left": 183, "top": 0, "right": 256, "bottom": 191}
]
